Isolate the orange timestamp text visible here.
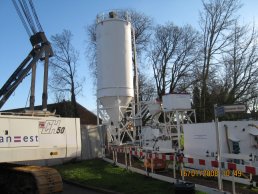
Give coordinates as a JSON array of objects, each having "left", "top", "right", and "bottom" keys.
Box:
[{"left": 180, "top": 169, "right": 242, "bottom": 177}]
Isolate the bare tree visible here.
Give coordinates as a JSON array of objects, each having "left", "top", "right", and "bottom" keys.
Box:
[
  {"left": 50, "top": 29, "right": 83, "bottom": 117},
  {"left": 198, "top": 0, "right": 241, "bottom": 121},
  {"left": 138, "top": 71, "right": 156, "bottom": 101},
  {"left": 249, "top": 95, "right": 258, "bottom": 119},
  {"left": 86, "top": 24, "right": 97, "bottom": 80},
  {"left": 193, "top": 21, "right": 258, "bottom": 121},
  {"left": 149, "top": 23, "right": 200, "bottom": 99},
  {"left": 129, "top": 10, "right": 152, "bottom": 56},
  {"left": 220, "top": 22, "right": 258, "bottom": 104}
]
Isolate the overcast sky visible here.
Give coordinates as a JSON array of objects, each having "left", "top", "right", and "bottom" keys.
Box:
[{"left": 0, "top": 0, "right": 257, "bottom": 112}]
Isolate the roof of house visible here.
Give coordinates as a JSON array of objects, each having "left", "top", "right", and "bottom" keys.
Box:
[{"left": 1, "top": 101, "right": 98, "bottom": 125}]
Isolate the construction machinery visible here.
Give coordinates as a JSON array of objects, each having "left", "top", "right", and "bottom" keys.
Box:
[
  {"left": 0, "top": 1, "right": 81, "bottom": 193},
  {"left": 0, "top": 113, "right": 81, "bottom": 194},
  {"left": 94, "top": 9, "right": 258, "bottom": 191}
]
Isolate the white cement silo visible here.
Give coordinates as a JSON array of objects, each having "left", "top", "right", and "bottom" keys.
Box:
[{"left": 96, "top": 12, "right": 134, "bottom": 127}]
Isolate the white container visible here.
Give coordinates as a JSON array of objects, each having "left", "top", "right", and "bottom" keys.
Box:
[
  {"left": 96, "top": 14, "right": 134, "bottom": 125},
  {"left": 162, "top": 94, "right": 191, "bottom": 111},
  {"left": 146, "top": 101, "right": 161, "bottom": 116}
]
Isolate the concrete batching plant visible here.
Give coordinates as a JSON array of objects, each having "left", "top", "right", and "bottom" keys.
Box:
[
  {"left": 96, "top": 11, "right": 134, "bottom": 145},
  {"left": 96, "top": 11, "right": 258, "bottom": 189}
]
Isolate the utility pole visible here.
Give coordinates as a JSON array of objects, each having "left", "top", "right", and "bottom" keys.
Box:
[{"left": 214, "top": 104, "right": 223, "bottom": 191}]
